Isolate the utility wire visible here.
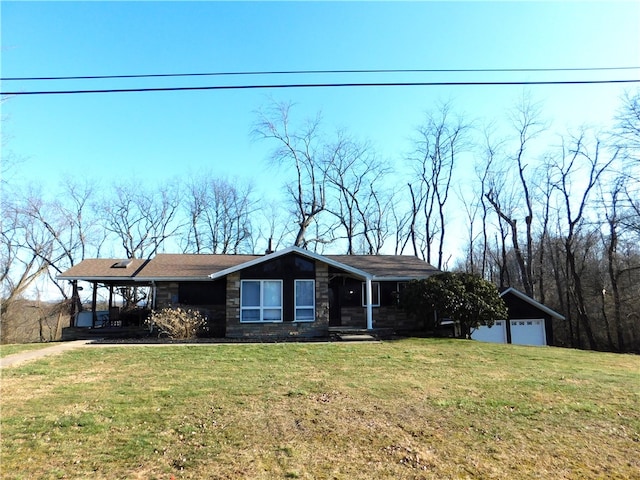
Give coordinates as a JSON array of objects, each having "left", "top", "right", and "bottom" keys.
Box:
[
  {"left": 2, "top": 66, "right": 639, "bottom": 82},
  {"left": 2, "top": 79, "right": 640, "bottom": 96}
]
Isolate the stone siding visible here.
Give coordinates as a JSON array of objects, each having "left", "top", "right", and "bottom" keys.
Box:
[
  {"left": 339, "top": 305, "right": 417, "bottom": 331},
  {"left": 155, "top": 282, "right": 180, "bottom": 307}
]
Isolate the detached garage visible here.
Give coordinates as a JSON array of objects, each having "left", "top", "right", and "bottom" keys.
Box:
[{"left": 471, "top": 287, "right": 564, "bottom": 346}]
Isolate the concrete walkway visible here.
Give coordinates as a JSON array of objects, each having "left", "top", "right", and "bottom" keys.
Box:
[{"left": 0, "top": 340, "right": 93, "bottom": 368}]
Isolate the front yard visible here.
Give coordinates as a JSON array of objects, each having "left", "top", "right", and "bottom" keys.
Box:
[{"left": 1, "top": 338, "right": 638, "bottom": 479}]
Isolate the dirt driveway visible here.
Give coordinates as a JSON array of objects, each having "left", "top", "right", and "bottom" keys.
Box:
[{"left": 0, "top": 341, "right": 93, "bottom": 368}]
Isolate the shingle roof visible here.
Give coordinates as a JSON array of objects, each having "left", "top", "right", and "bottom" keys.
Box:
[
  {"left": 58, "top": 250, "right": 438, "bottom": 282},
  {"left": 326, "top": 254, "right": 438, "bottom": 279},
  {"left": 57, "top": 259, "right": 149, "bottom": 281},
  {"left": 135, "top": 253, "right": 260, "bottom": 279}
]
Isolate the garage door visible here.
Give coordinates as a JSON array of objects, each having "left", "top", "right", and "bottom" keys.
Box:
[
  {"left": 471, "top": 320, "right": 507, "bottom": 343},
  {"left": 510, "top": 319, "right": 546, "bottom": 346}
]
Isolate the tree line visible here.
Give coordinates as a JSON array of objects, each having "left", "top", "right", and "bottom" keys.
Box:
[{"left": 2, "top": 91, "right": 639, "bottom": 352}]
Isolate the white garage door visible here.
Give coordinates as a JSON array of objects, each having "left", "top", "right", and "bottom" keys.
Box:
[
  {"left": 510, "top": 319, "right": 546, "bottom": 346},
  {"left": 471, "top": 320, "right": 507, "bottom": 344}
]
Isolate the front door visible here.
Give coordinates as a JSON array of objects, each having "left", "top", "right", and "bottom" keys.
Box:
[{"left": 329, "top": 285, "right": 341, "bottom": 326}]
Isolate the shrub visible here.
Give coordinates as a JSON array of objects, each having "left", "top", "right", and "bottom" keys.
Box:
[
  {"left": 401, "top": 273, "right": 508, "bottom": 339},
  {"left": 146, "top": 307, "right": 207, "bottom": 340}
]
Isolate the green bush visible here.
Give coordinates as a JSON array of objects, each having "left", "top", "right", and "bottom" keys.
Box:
[
  {"left": 146, "top": 307, "right": 206, "bottom": 339},
  {"left": 401, "top": 272, "right": 508, "bottom": 339}
]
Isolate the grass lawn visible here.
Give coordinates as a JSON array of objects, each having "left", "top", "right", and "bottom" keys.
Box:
[{"left": 1, "top": 338, "right": 639, "bottom": 479}]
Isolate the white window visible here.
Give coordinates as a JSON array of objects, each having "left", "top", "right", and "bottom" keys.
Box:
[
  {"left": 295, "top": 280, "right": 315, "bottom": 322},
  {"left": 361, "top": 281, "right": 380, "bottom": 307},
  {"left": 241, "top": 280, "right": 282, "bottom": 322}
]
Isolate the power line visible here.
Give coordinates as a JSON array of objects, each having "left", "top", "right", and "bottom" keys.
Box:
[
  {"left": 2, "top": 79, "right": 639, "bottom": 96},
  {"left": 2, "top": 66, "right": 639, "bottom": 82}
]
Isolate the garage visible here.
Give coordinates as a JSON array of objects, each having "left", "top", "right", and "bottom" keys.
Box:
[
  {"left": 509, "top": 319, "right": 547, "bottom": 346},
  {"left": 471, "top": 320, "right": 507, "bottom": 343},
  {"left": 470, "top": 288, "right": 564, "bottom": 347}
]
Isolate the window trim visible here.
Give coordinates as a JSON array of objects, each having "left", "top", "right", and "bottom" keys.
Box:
[
  {"left": 361, "top": 281, "right": 381, "bottom": 307},
  {"left": 294, "top": 279, "right": 315, "bottom": 322},
  {"left": 240, "top": 279, "right": 283, "bottom": 323}
]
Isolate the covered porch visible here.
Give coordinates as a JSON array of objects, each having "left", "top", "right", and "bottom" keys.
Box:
[{"left": 58, "top": 258, "right": 154, "bottom": 338}]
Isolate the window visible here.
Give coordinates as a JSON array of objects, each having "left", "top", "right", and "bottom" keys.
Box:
[
  {"left": 395, "top": 281, "right": 408, "bottom": 305},
  {"left": 241, "top": 280, "right": 282, "bottom": 322},
  {"left": 361, "top": 281, "right": 380, "bottom": 307},
  {"left": 295, "top": 280, "right": 315, "bottom": 322}
]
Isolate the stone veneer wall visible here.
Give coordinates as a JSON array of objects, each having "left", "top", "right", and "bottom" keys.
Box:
[
  {"left": 339, "top": 305, "right": 415, "bottom": 331},
  {"left": 225, "top": 262, "right": 330, "bottom": 339},
  {"left": 155, "top": 274, "right": 419, "bottom": 337},
  {"left": 155, "top": 282, "right": 179, "bottom": 307},
  {"left": 153, "top": 282, "right": 225, "bottom": 336}
]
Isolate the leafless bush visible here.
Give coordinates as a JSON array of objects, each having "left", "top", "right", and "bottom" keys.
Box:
[{"left": 146, "top": 307, "right": 206, "bottom": 340}]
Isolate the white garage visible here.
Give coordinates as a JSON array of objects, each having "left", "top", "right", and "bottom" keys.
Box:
[
  {"left": 471, "top": 288, "right": 564, "bottom": 347},
  {"left": 510, "top": 319, "right": 547, "bottom": 346},
  {"left": 471, "top": 320, "right": 507, "bottom": 343}
]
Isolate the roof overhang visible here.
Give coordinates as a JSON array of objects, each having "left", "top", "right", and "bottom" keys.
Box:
[
  {"left": 56, "top": 276, "right": 151, "bottom": 286},
  {"left": 132, "top": 276, "right": 214, "bottom": 282},
  {"left": 371, "top": 276, "right": 423, "bottom": 282},
  {"left": 208, "top": 246, "right": 373, "bottom": 280},
  {"left": 500, "top": 287, "right": 566, "bottom": 320}
]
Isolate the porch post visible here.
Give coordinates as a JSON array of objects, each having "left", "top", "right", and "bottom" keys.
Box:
[
  {"left": 91, "top": 282, "right": 98, "bottom": 328},
  {"left": 151, "top": 281, "right": 157, "bottom": 309},
  {"left": 365, "top": 277, "right": 373, "bottom": 330}
]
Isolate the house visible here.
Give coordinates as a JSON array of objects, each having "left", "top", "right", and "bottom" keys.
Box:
[
  {"left": 470, "top": 287, "right": 565, "bottom": 346},
  {"left": 58, "top": 246, "right": 439, "bottom": 339}
]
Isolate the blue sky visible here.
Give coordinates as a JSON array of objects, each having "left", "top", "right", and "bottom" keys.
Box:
[{"left": 2, "top": 1, "right": 640, "bottom": 228}]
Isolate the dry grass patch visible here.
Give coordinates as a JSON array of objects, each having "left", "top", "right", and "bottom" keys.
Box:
[{"left": 1, "top": 339, "right": 639, "bottom": 479}]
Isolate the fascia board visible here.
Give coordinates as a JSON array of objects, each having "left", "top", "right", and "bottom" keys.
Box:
[
  {"left": 56, "top": 276, "right": 137, "bottom": 282},
  {"left": 132, "top": 277, "right": 211, "bottom": 282},
  {"left": 372, "top": 276, "right": 429, "bottom": 281}
]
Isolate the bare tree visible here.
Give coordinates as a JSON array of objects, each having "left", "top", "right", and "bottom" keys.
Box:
[
  {"left": 362, "top": 185, "right": 394, "bottom": 255},
  {"left": 21, "top": 179, "right": 103, "bottom": 314},
  {"left": 406, "top": 102, "right": 469, "bottom": 268},
  {"left": 253, "top": 201, "right": 298, "bottom": 253},
  {"left": 484, "top": 96, "right": 546, "bottom": 297},
  {"left": 0, "top": 198, "right": 50, "bottom": 311},
  {"left": 324, "top": 134, "right": 390, "bottom": 254},
  {"left": 550, "top": 131, "right": 618, "bottom": 349},
  {"left": 101, "top": 180, "right": 182, "bottom": 259},
  {"left": 254, "top": 102, "right": 330, "bottom": 249},
  {"left": 462, "top": 124, "right": 506, "bottom": 279},
  {"left": 183, "top": 174, "right": 256, "bottom": 254},
  {"left": 390, "top": 188, "right": 413, "bottom": 256},
  {"left": 613, "top": 90, "right": 640, "bottom": 160}
]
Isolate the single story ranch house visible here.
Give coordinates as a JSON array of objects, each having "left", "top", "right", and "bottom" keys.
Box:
[
  {"left": 60, "top": 247, "right": 565, "bottom": 344},
  {"left": 59, "top": 247, "right": 440, "bottom": 339}
]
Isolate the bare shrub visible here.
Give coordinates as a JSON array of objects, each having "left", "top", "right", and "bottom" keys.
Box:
[{"left": 146, "top": 307, "right": 206, "bottom": 340}]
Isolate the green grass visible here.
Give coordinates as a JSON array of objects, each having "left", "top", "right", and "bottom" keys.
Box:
[
  {"left": 1, "top": 339, "right": 639, "bottom": 479},
  {"left": 0, "top": 343, "right": 54, "bottom": 358}
]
